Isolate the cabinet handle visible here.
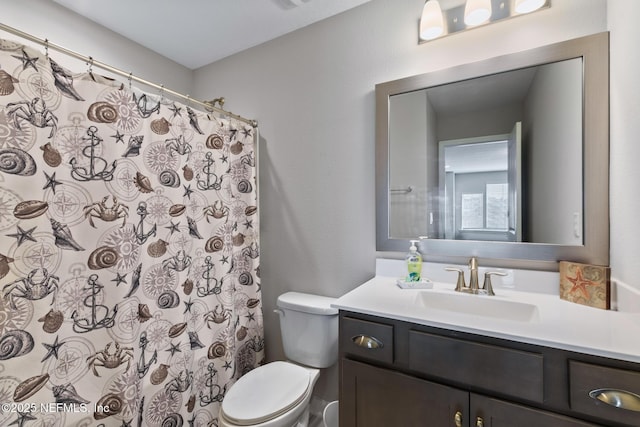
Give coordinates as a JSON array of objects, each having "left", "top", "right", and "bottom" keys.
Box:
[
  {"left": 589, "top": 388, "right": 640, "bottom": 412},
  {"left": 476, "top": 416, "right": 484, "bottom": 427},
  {"left": 351, "top": 335, "right": 383, "bottom": 349},
  {"left": 454, "top": 411, "right": 462, "bottom": 427}
]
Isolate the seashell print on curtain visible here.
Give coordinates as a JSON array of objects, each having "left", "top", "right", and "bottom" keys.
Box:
[{"left": 0, "top": 39, "right": 263, "bottom": 427}]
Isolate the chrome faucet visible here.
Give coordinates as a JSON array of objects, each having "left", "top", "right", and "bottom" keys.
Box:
[
  {"left": 445, "top": 258, "right": 474, "bottom": 294},
  {"left": 468, "top": 257, "right": 479, "bottom": 293},
  {"left": 445, "top": 257, "right": 507, "bottom": 296}
]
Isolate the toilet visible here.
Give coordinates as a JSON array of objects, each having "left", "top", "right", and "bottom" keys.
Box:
[{"left": 219, "top": 292, "right": 339, "bottom": 427}]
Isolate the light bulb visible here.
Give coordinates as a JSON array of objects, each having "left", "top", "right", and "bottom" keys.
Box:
[
  {"left": 420, "top": 0, "right": 444, "bottom": 40},
  {"left": 515, "top": 0, "right": 546, "bottom": 14},
  {"left": 464, "top": 0, "right": 492, "bottom": 26}
]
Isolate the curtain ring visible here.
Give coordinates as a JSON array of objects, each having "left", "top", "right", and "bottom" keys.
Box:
[
  {"left": 159, "top": 84, "right": 165, "bottom": 102},
  {"left": 87, "top": 56, "right": 94, "bottom": 74},
  {"left": 128, "top": 72, "right": 133, "bottom": 91},
  {"left": 44, "top": 38, "right": 49, "bottom": 59}
]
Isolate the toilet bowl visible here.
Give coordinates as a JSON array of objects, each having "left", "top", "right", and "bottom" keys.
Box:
[
  {"left": 219, "top": 292, "right": 338, "bottom": 427},
  {"left": 219, "top": 361, "right": 319, "bottom": 427}
]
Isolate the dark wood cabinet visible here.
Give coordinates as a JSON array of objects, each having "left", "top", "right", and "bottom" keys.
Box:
[
  {"left": 342, "top": 359, "right": 467, "bottom": 427},
  {"left": 408, "top": 329, "right": 544, "bottom": 404},
  {"left": 339, "top": 311, "right": 640, "bottom": 427},
  {"left": 470, "top": 394, "right": 596, "bottom": 427}
]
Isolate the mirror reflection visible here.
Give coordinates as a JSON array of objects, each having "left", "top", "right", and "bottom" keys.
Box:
[{"left": 388, "top": 58, "right": 583, "bottom": 245}]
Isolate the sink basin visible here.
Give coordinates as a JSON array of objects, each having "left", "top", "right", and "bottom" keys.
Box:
[{"left": 416, "top": 291, "right": 539, "bottom": 323}]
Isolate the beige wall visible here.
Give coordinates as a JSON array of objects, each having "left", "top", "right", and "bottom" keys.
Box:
[
  {"left": 608, "top": 0, "right": 640, "bottom": 296},
  {"left": 0, "top": 0, "right": 193, "bottom": 96}
]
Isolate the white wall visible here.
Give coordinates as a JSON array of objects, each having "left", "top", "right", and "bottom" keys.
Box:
[
  {"left": 389, "top": 90, "right": 428, "bottom": 238},
  {"left": 0, "top": 0, "right": 193, "bottom": 96},
  {"left": 192, "top": 0, "right": 607, "bottom": 400},
  {"left": 425, "top": 94, "right": 440, "bottom": 239},
  {"left": 437, "top": 104, "right": 522, "bottom": 141},
  {"left": 608, "top": 0, "right": 640, "bottom": 294},
  {"left": 524, "top": 59, "right": 583, "bottom": 245}
]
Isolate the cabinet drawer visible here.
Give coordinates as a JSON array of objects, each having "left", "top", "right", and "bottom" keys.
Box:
[
  {"left": 340, "top": 316, "right": 393, "bottom": 364},
  {"left": 569, "top": 360, "right": 640, "bottom": 426},
  {"left": 409, "top": 330, "right": 544, "bottom": 403}
]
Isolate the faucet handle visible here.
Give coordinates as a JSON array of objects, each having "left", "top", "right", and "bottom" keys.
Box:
[
  {"left": 445, "top": 267, "right": 466, "bottom": 292},
  {"left": 482, "top": 271, "right": 507, "bottom": 296}
]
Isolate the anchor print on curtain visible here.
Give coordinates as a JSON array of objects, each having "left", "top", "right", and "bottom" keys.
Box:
[{"left": 0, "top": 38, "right": 263, "bottom": 427}]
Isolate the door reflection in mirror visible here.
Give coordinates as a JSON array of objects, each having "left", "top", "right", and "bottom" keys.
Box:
[{"left": 439, "top": 123, "right": 520, "bottom": 242}]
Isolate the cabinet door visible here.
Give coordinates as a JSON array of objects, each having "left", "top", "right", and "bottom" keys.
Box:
[
  {"left": 470, "top": 394, "right": 598, "bottom": 427},
  {"left": 341, "top": 358, "right": 468, "bottom": 427}
]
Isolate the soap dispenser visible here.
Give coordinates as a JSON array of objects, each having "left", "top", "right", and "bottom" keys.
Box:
[{"left": 405, "top": 240, "right": 423, "bottom": 282}]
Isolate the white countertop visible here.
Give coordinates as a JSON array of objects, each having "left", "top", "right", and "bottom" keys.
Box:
[{"left": 333, "top": 261, "right": 640, "bottom": 364}]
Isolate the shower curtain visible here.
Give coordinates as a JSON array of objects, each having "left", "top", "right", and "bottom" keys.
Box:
[{"left": 0, "top": 39, "right": 263, "bottom": 427}]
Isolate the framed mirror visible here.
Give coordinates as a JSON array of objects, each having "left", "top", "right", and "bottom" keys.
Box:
[{"left": 376, "top": 32, "right": 609, "bottom": 269}]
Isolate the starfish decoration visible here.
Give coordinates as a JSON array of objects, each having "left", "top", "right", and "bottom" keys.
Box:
[
  {"left": 183, "top": 298, "right": 194, "bottom": 313},
  {"left": 169, "top": 103, "right": 182, "bottom": 118},
  {"left": 112, "top": 130, "right": 125, "bottom": 144},
  {"left": 244, "top": 219, "right": 253, "bottom": 229},
  {"left": 220, "top": 154, "right": 228, "bottom": 163},
  {"left": 167, "top": 342, "right": 182, "bottom": 356},
  {"left": 41, "top": 335, "right": 65, "bottom": 362},
  {"left": 220, "top": 255, "right": 229, "bottom": 264},
  {"left": 567, "top": 269, "right": 595, "bottom": 299},
  {"left": 8, "top": 411, "right": 37, "bottom": 427},
  {"left": 120, "top": 420, "right": 133, "bottom": 427},
  {"left": 6, "top": 225, "right": 37, "bottom": 247},
  {"left": 43, "top": 171, "right": 62, "bottom": 194},
  {"left": 165, "top": 221, "right": 180, "bottom": 235},
  {"left": 242, "top": 128, "right": 253, "bottom": 138},
  {"left": 187, "top": 413, "right": 197, "bottom": 427},
  {"left": 112, "top": 272, "right": 127, "bottom": 286},
  {"left": 245, "top": 311, "right": 255, "bottom": 322},
  {"left": 183, "top": 184, "right": 194, "bottom": 199},
  {"left": 11, "top": 49, "right": 39, "bottom": 71},
  {"left": 223, "top": 361, "right": 233, "bottom": 370}
]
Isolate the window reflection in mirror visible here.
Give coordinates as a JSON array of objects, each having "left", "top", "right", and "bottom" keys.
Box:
[{"left": 388, "top": 58, "right": 583, "bottom": 245}]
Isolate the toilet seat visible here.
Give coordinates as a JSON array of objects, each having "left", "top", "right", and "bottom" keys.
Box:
[{"left": 221, "top": 361, "right": 312, "bottom": 425}]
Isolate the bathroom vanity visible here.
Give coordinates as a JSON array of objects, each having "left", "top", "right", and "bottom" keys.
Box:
[
  {"left": 352, "top": 29, "right": 627, "bottom": 426},
  {"left": 334, "top": 265, "right": 640, "bottom": 427}
]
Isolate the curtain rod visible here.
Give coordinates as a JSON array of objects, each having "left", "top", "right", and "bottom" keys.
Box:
[{"left": 0, "top": 22, "right": 258, "bottom": 128}]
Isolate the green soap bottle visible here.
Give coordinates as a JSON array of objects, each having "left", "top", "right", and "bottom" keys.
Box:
[{"left": 405, "top": 240, "right": 422, "bottom": 282}]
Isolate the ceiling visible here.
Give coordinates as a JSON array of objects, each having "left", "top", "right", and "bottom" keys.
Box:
[
  {"left": 52, "top": 0, "right": 372, "bottom": 70},
  {"left": 426, "top": 66, "right": 538, "bottom": 115}
]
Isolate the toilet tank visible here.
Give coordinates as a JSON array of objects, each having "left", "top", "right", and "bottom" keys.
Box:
[{"left": 276, "top": 292, "right": 339, "bottom": 368}]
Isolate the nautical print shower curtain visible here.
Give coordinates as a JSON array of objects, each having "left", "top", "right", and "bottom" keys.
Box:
[{"left": 0, "top": 38, "right": 263, "bottom": 427}]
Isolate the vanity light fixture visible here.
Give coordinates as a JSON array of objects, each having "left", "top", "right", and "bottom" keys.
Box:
[
  {"left": 464, "top": 0, "right": 492, "bottom": 26},
  {"left": 514, "top": 0, "right": 546, "bottom": 13},
  {"left": 420, "top": 0, "right": 445, "bottom": 40},
  {"left": 418, "top": 0, "right": 551, "bottom": 43}
]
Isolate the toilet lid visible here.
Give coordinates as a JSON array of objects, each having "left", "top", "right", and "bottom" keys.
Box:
[{"left": 222, "top": 361, "right": 311, "bottom": 425}]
